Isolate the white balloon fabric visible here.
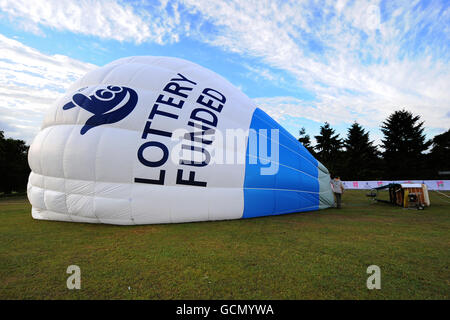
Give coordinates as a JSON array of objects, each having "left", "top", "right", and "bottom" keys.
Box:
[{"left": 27, "top": 56, "right": 334, "bottom": 225}]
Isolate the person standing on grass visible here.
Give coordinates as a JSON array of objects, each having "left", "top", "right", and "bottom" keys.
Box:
[{"left": 331, "top": 176, "right": 345, "bottom": 209}]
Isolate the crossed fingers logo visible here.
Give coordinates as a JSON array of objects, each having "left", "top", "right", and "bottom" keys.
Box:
[{"left": 63, "top": 85, "right": 138, "bottom": 135}]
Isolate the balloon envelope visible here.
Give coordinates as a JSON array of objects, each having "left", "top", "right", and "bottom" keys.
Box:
[{"left": 27, "top": 56, "right": 334, "bottom": 225}]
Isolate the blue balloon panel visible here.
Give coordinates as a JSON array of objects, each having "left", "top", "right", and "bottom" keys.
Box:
[{"left": 243, "top": 108, "right": 321, "bottom": 218}]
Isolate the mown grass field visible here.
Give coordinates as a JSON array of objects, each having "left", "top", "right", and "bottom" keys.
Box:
[{"left": 0, "top": 190, "right": 449, "bottom": 300}]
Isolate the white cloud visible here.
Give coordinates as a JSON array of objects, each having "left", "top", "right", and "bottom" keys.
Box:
[
  {"left": 0, "top": 34, "right": 96, "bottom": 142},
  {"left": 0, "top": 0, "right": 183, "bottom": 44}
]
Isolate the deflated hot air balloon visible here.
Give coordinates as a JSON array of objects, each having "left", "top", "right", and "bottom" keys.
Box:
[{"left": 27, "top": 56, "right": 334, "bottom": 225}]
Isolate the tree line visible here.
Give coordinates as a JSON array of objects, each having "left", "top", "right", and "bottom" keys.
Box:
[
  {"left": 298, "top": 109, "right": 450, "bottom": 180},
  {"left": 0, "top": 131, "right": 30, "bottom": 194}
]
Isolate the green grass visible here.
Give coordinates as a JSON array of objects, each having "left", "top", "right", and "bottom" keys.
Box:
[{"left": 0, "top": 190, "right": 449, "bottom": 300}]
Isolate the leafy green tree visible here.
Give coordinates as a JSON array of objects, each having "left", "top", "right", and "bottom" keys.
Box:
[
  {"left": 381, "top": 110, "right": 431, "bottom": 179},
  {"left": 298, "top": 127, "right": 315, "bottom": 156},
  {"left": 342, "top": 122, "right": 380, "bottom": 180},
  {"left": 314, "top": 122, "right": 343, "bottom": 176},
  {"left": 0, "top": 131, "right": 30, "bottom": 194}
]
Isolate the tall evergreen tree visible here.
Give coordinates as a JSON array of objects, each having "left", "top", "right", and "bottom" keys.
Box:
[
  {"left": 314, "top": 122, "right": 343, "bottom": 176},
  {"left": 298, "top": 127, "right": 315, "bottom": 156},
  {"left": 381, "top": 109, "right": 431, "bottom": 179},
  {"left": 343, "top": 122, "right": 380, "bottom": 180}
]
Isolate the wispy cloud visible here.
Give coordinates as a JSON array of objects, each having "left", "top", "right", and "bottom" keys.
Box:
[
  {"left": 0, "top": 0, "right": 185, "bottom": 44},
  {"left": 0, "top": 34, "right": 96, "bottom": 142},
  {"left": 181, "top": 0, "right": 450, "bottom": 130}
]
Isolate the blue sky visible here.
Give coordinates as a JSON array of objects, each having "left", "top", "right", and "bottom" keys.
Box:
[{"left": 0, "top": 0, "right": 449, "bottom": 146}]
